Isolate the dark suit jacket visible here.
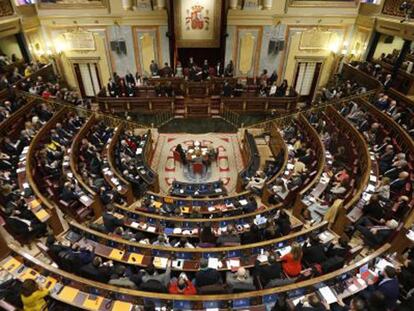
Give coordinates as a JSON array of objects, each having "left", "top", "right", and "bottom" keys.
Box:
[
  {"left": 102, "top": 212, "right": 124, "bottom": 232},
  {"left": 295, "top": 302, "right": 327, "bottom": 311},
  {"left": 303, "top": 244, "right": 328, "bottom": 264},
  {"left": 375, "top": 278, "right": 399, "bottom": 309},
  {"left": 61, "top": 187, "right": 77, "bottom": 202},
  {"left": 80, "top": 263, "right": 109, "bottom": 283},
  {"left": 195, "top": 268, "right": 222, "bottom": 288},
  {"left": 254, "top": 262, "right": 282, "bottom": 286},
  {"left": 6, "top": 217, "right": 30, "bottom": 235}
]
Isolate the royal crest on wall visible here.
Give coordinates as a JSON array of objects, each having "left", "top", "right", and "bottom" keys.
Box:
[
  {"left": 175, "top": 0, "right": 222, "bottom": 48},
  {"left": 185, "top": 5, "right": 209, "bottom": 30}
]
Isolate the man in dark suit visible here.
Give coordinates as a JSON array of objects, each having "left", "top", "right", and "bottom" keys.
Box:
[
  {"left": 102, "top": 205, "right": 125, "bottom": 232},
  {"left": 195, "top": 258, "right": 222, "bottom": 288},
  {"left": 390, "top": 171, "right": 409, "bottom": 193},
  {"left": 161, "top": 63, "right": 173, "bottom": 77},
  {"left": 253, "top": 255, "right": 283, "bottom": 287},
  {"left": 80, "top": 256, "right": 110, "bottom": 283},
  {"left": 149, "top": 60, "right": 159, "bottom": 76},
  {"left": 295, "top": 293, "right": 328, "bottom": 311},
  {"left": 303, "top": 234, "right": 328, "bottom": 265},
  {"left": 356, "top": 218, "right": 398, "bottom": 247},
  {"left": 125, "top": 71, "right": 135, "bottom": 86},
  {"left": 60, "top": 181, "right": 77, "bottom": 203},
  {"left": 6, "top": 209, "right": 46, "bottom": 237},
  {"left": 368, "top": 266, "right": 400, "bottom": 310}
]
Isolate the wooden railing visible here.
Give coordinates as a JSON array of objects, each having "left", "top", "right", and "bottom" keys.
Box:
[
  {"left": 69, "top": 114, "right": 104, "bottom": 218},
  {"left": 326, "top": 105, "right": 372, "bottom": 235},
  {"left": 2, "top": 241, "right": 390, "bottom": 307},
  {"left": 26, "top": 106, "right": 66, "bottom": 235},
  {"left": 107, "top": 123, "right": 135, "bottom": 205}
]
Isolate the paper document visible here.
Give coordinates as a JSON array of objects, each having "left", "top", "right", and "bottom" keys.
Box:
[
  {"left": 319, "top": 286, "right": 338, "bottom": 304},
  {"left": 208, "top": 258, "right": 219, "bottom": 269}
]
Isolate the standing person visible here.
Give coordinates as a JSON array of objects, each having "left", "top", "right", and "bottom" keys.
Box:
[
  {"left": 216, "top": 61, "right": 223, "bottom": 76},
  {"left": 224, "top": 60, "right": 234, "bottom": 77},
  {"left": 175, "top": 61, "right": 183, "bottom": 78},
  {"left": 276, "top": 79, "right": 288, "bottom": 96},
  {"left": 161, "top": 62, "right": 173, "bottom": 77},
  {"left": 125, "top": 70, "right": 135, "bottom": 86},
  {"left": 202, "top": 59, "right": 209, "bottom": 80},
  {"left": 150, "top": 60, "right": 159, "bottom": 76},
  {"left": 20, "top": 279, "right": 49, "bottom": 311}
]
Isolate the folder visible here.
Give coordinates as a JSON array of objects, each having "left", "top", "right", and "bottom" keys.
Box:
[
  {"left": 153, "top": 201, "right": 163, "bottom": 209},
  {"left": 82, "top": 295, "right": 104, "bottom": 310},
  {"left": 58, "top": 286, "right": 79, "bottom": 302},
  {"left": 153, "top": 257, "right": 168, "bottom": 269},
  {"left": 127, "top": 253, "right": 144, "bottom": 265},
  {"left": 2, "top": 257, "right": 22, "bottom": 272},
  {"left": 109, "top": 249, "right": 125, "bottom": 261},
  {"left": 112, "top": 301, "right": 132, "bottom": 311},
  {"left": 20, "top": 268, "right": 39, "bottom": 280},
  {"left": 181, "top": 206, "right": 190, "bottom": 213},
  {"left": 35, "top": 209, "right": 49, "bottom": 221},
  {"left": 30, "top": 199, "right": 41, "bottom": 209}
]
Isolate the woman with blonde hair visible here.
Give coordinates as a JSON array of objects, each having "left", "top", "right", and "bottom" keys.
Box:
[{"left": 281, "top": 242, "right": 302, "bottom": 277}]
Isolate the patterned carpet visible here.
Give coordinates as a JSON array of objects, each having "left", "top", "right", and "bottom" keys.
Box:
[{"left": 151, "top": 133, "right": 244, "bottom": 194}]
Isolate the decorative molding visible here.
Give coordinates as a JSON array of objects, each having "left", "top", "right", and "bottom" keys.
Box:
[
  {"left": 288, "top": 0, "right": 357, "bottom": 7},
  {"left": 382, "top": 0, "right": 405, "bottom": 17},
  {"left": 37, "top": 0, "right": 108, "bottom": 10},
  {"left": 299, "top": 28, "right": 333, "bottom": 50},
  {"left": 0, "top": 0, "right": 14, "bottom": 18}
]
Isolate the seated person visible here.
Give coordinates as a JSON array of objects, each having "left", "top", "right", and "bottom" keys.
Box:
[
  {"left": 102, "top": 206, "right": 125, "bottom": 232},
  {"left": 389, "top": 171, "right": 409, "bottom": 193},
  {"left": 60, "top": 181, "right": 77, "bottom": 203},
  {"left": 246, "top": 172, "right": 266, "bottom": 192},
  {"left": 226, "top": 267, "right": 255, "bottom": 292},
  {"left": 152, "top": 234, "right": 171, "bottom": 247},
  {"left": 199, "top": 222, "right": 217, "bottom": 246},
  {"left": 168, "top": 273, "right": 197, "bottom": 295},
  {"left": 173, "top": 237, "right": 195, "bottom": 248},
  {"left": 269, "top": 178, "right": 289, "bottom": 204},
  {"left": 326, "top": 235, "right": 350, "bottom": 258},
  {"left": 355, "top": 218, "right": 398, "bottom": 247},
  {"left": 140, "top": 260, "right": 171, "bottom": 292},
  {"left": 253, "top": 254, "right": 285, "bottom": 288},
  {"left": 108, "top": 265, "right": 136, "bottom": 289},
  {"left": 216, "top": 226, "right": 241, "bottom": 246},
  {"left": 195, "top": 258, "right": 222, "bottom": 288},
  {"left": 295, "top": 293, "right": 328, "bottom": 311},
  {"left": 6, "top": 208, "right": 46, "bottom": 238},
  {"left": 366, "top": 266, "right": 399, "bottom": 311},
  {"left": 80, "top": 256, "right": 110, "bottom": 283},
  {"left": 281, "top": 242, "right": 303, "bottom": 277},
  {"left": 302, "top": 233, "right": 327, "bottom": 265}
]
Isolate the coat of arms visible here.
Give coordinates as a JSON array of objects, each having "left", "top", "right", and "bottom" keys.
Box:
[{"left": 185, "top": 5, "right": 209, "bottom": 30}]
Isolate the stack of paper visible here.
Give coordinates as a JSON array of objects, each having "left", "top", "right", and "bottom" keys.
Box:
[
  {"left": 153, "top": 257, "right": 168, "bottom": 269},
  {"left": 208, "top": 258, "right": 219, "bottom": 269},
  {"left": 226, "top": 259, "right": 240, "bottom": 271},
  {"left": 318, "top": 286, "right": 338, "bottom": 304}
]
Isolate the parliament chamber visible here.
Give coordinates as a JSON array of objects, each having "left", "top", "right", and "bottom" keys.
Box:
[{"left": 0, "top": 0, "right": 414, "bottom": 310}]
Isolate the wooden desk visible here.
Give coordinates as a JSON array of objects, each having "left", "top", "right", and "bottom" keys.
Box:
[
  {"left": 70, "top": 114, "right": 103, "bottom": 218},
  {"left": 0, "top": 243, "right": 390, "bottom": 309}
]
